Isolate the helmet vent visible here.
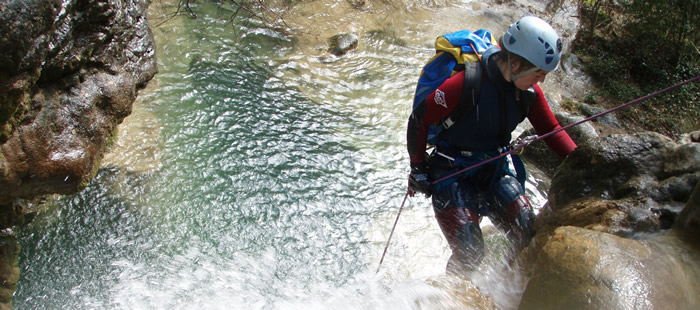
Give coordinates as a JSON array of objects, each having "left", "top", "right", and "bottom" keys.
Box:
[{"left": 505, "top": 16, "right": 562, "bottom": 71}]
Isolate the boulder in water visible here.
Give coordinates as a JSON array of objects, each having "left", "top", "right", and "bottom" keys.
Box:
[
  {"left": 328, "top": 33, "right": 359, "bottom": 56},
  {"left": 520, "top": 226, "right": 700, "bottom": 310}
]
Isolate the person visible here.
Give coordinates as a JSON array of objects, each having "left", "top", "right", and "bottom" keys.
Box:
[{"left": 406, "top": 16, "right": 577, "bottom": 275}]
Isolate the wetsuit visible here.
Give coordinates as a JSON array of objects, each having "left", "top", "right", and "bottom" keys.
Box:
[{"left": 406, "top": 46, "right": 576, "bottom": 274}]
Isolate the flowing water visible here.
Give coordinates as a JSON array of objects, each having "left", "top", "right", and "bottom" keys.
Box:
[{"left": 14, "top": 1, "right": 584, "bottom": 309}]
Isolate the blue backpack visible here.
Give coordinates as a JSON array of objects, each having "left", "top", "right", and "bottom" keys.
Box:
[{"left": 412, "top": 29, "right": 497, "bottom": 146}]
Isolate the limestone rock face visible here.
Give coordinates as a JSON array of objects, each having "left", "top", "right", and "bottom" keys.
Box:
[
  {"left": 519, "top": 226, "right": 700, "bottom": 310},
  {"left": 534, "top": 132, "right": 699, "bottom": 240},
  {"left": 548, "top": 132, "right": 698, "bottom": 217},
  {"left": 0, "top": 1, "right": 155, "bottom": 307},
  {"left": 0, "top": 0, "right": 157, "bottom": 208}
]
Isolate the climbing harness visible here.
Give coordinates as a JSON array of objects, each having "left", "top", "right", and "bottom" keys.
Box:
[{"left": 376, "top": 74, "right": 700, "bottom": 273}]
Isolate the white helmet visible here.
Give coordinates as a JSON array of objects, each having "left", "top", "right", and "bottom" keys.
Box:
[{"left": 502, "top": 16, "right": 562, "bottom": 72}]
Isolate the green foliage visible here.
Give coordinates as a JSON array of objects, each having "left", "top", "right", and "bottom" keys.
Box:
[
  {"left": 630, "top": 0, "right": 699, "bottom": 50},
  {"left": 573, "top": 0, "right": 700, "bottom": 138}
]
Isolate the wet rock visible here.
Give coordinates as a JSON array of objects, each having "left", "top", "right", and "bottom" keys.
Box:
[
  {"left": 0, "top": 0, "right": 157, "bottom": 207},
  {"left": 0, "top": 0, "right": 60, "bottom": 143},
  {"left": 692, "top": 131, "right": 700, "bottom": 143},
  {"left": 0, "top": 202, "right": 25, "bottom": 231},
  {"left": 520, "top": 226, "right": 700, "bottom": 310},
  {"left": 0, "top": 2, "right": 156, "bottom": 305},
  {"left": 328, "top": 33, "right": 359, "bottom": 56},
  {"left": 421, "top": 276, "right": 498, "bottom": 309},
  {"left": 674, "top": 181, "right": 700, "bottom": 247},
  {"left": 679, "top": 129, "right": 700, "bottom": 144},
  {"left": 0, "top": 236, "right": 19, "bottom": 309},
  {"left": 535, "top": 197, "right": 662, "bottom": 239},
  {"left": 524, "top": 130, "right": 700, "bottom": 308},
  {"left": 548, "top": 132, "right": 697, "bottom": 210}
]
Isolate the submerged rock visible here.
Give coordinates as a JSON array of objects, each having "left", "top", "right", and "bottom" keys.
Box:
[
  {"left": 101, "top": 100, "right": 162, "bottom": 174},
  {"left": 424, "top": 276, "right": 498, "bottom": 309},
  {"left": 328, "top": 33, "right": 359, "bottom": 56}
]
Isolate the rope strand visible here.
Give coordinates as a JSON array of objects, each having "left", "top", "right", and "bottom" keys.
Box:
[{"left": 376, "top": 192, "right": 409, "bottom": 274}]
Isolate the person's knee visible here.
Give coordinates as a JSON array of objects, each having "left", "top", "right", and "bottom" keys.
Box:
[{"left": 494, "top": 175, "right": 524, "bottom": 205}]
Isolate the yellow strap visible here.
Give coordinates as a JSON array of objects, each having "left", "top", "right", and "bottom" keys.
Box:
[{"left": 469, "top": 42, "right": 483, "bottom": 63}]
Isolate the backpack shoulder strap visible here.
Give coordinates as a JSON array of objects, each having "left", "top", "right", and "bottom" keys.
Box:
[{"left": 440, "top": 61, "right": 483, "bottom": 130}]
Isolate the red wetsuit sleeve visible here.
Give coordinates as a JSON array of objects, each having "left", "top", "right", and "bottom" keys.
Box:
[
  {"left": 527, "top": 84, "right": 577, "bottom": 158},
  {"left": 407, "top": 72, "right": 466, "bottom": 163}
]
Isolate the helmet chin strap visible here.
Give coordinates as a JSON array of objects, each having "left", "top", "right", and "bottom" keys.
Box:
[{"left": 507, "top": 53, "right": 539, "bottom": 82}]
